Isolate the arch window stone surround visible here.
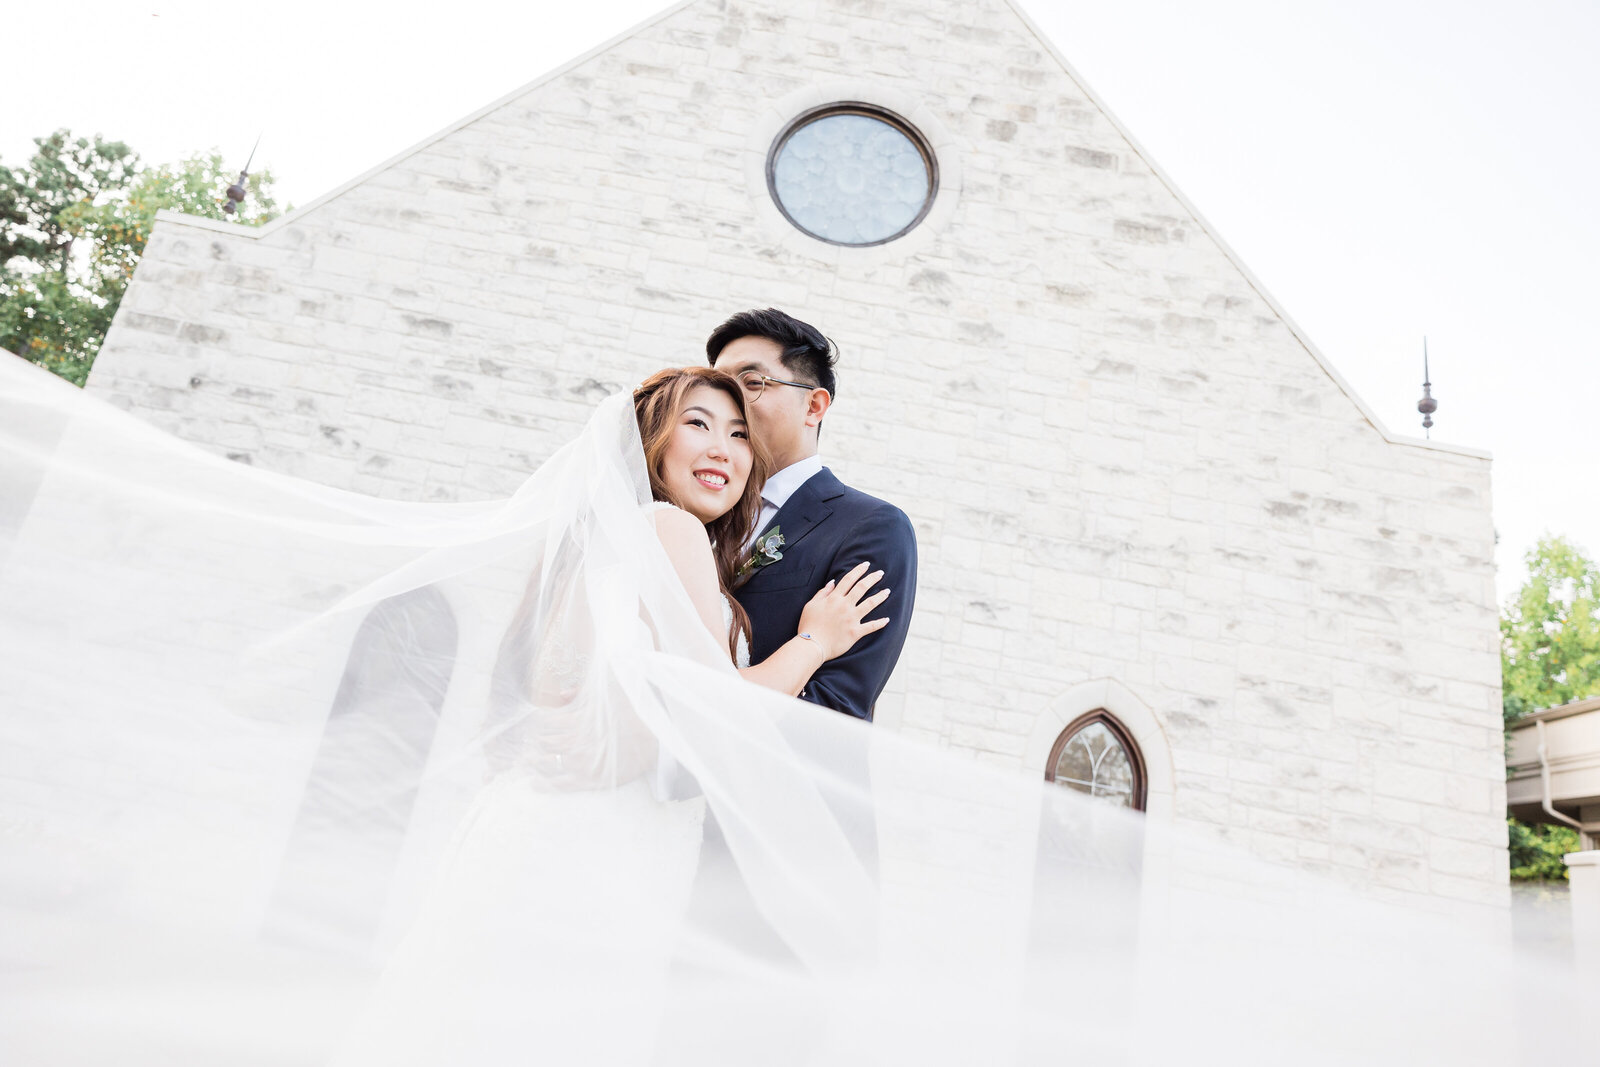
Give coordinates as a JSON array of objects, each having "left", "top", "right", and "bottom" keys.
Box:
[{"left": 1024, "top": 678, "right": 1175, "bottom": 822}]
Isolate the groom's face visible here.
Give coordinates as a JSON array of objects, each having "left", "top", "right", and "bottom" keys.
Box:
[{"left": 718, "top": 336, "right": 814, "bottom": 471}]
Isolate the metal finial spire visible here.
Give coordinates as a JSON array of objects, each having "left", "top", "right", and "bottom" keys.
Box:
[
  {"left": 1416, "top": 337, "right": 1437, "bottom": 438},
  {"left": 223, "top": 134, "right": 262, "bottom": 216}
]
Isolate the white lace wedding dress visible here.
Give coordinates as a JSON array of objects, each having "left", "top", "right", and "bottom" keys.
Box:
[{"left": 726, "top": 594, "right": 752, "bottom": 671}]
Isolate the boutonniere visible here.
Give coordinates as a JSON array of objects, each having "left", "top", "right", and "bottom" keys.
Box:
[{"left": 735, "top": 526, "right": 785, "bottom": 585}]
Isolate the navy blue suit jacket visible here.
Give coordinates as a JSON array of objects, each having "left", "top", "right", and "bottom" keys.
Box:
[{"left": 734, "top": 467, "right": 917, "bottom": 722}]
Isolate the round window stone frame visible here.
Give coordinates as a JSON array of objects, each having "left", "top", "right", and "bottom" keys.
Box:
[
  {"left": 743, "top": 83, "right": 960, "bottom": 266},
  {"left": 765, "top": 102, "right": 940, "bottom": 248}
]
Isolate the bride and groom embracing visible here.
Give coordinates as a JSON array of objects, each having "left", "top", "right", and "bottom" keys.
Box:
[
  {"left": 327, "top": 310, "right": 921, "bottom": 1064},
  {"left": 0, "top": 295, "right": 926, "bottom": 1064},
  {"left": 645, "top": 307, "right": 918, "bottom": 717}
]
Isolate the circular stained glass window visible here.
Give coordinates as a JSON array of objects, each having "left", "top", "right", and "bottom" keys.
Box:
[
  {"left": 1046, "top": 712, "right": 1146, "bottom": 810},
  {"left": 767, "top": 104, "right": 937, "bottom": 247}
]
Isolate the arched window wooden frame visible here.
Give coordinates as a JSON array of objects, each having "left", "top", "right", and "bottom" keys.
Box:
[{"left": 1044, "top": 709, "right": 1148, "bottom": 812}]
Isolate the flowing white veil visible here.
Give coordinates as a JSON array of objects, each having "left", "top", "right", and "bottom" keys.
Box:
[{"left": 0, "top": 354, "right": 1590, "bottom": 1066}]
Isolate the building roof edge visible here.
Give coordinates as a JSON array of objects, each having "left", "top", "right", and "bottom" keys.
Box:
[
  {"left": 999, "top": 0, "right": 1490, "bottom": 462},
  {"left": 1509, "top": 696, "right": 1600, "bottom": 727},
  {"left": 150, "top": 0, "right": 701, "bottom": 241}
]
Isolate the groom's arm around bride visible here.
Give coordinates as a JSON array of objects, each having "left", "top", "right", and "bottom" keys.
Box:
[{"left": 708, "top": 309, "right": 917, "bottom": 723}]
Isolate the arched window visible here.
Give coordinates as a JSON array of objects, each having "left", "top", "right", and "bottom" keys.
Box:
[{"left": 1045, "top": 710, "right": 1146, "bottom": 811}]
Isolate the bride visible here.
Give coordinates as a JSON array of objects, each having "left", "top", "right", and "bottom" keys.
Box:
[
  {"left": 327, "top": 367, "right": 893, "bottom": 1064},
  {"left": 0, "top": 353, "right": 1584, "bottom": 1066},
  {"left": 631, "top": 365, "right": 889, "bottom": 688}
]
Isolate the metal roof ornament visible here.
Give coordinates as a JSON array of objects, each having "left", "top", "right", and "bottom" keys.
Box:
[
  {"left": 1417, "top": 338, "right": 1437, "bottom": 438},
  {"left": 223, "top": 135, "right": 260, "bottom": 216}
]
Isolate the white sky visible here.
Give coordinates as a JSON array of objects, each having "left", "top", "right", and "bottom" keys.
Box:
[{"left": 5, "top": 0, "right": 1595, "bottom": 603}]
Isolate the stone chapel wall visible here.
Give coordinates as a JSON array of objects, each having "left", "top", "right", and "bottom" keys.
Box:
[{"left": 85, "top": 0, "right": 1506, "bottom": 906}]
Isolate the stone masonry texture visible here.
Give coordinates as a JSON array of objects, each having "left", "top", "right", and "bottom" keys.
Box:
[{"left": 86, "top": 0, "right": 1506, "bottom": 906}]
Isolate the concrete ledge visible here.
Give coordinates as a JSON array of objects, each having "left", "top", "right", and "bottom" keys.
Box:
[{"left": 1566, "top": 849, "right": 1600, "bottom": 979}]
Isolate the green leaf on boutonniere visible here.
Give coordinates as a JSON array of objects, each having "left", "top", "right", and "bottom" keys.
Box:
[{"left": 735, "top": 526, "right": 785, "bottom": 585}]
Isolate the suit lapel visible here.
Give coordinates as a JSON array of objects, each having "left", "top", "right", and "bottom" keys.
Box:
[{"left": 745, "top": 468, "right": 845, "bottom": 588}]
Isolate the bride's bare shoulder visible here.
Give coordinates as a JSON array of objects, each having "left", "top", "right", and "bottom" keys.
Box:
[
  {"left": 649, "top": 505, "right": 719, "bottom": 606},
  {"left": 648, "top": 503, "right": 712, "bottom": 552}
]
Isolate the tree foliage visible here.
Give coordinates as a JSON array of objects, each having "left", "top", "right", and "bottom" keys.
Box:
[
  {"left": 1500, "top": 534, "right": 1600, "bottom": 727},
  {"left": 1, "top": 130, "right": 280, "bottom": 386},
  {"left": 1501, "top": 535, "right": 1599, "bottom": 880},
  {"left": 1507, "top": 818, "right": 1581, "bottom": 881}
]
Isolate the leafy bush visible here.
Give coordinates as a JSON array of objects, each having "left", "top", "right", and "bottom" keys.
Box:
[{"left": 1507, "top": 817, "right": 1581, "bottom": 881}]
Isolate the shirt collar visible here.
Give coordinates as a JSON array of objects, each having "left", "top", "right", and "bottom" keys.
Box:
[{"left": 761, "top": 454, "right": 823, "bottom": 510}]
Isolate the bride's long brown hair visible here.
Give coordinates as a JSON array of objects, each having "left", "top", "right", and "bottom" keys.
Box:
[{"left": 633, "top": 367, "right": 771, "bottom": 661}]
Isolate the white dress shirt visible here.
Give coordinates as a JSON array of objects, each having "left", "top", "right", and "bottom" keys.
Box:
[{"left": 743, "top": 454, "right": 823, "bottom": 553}]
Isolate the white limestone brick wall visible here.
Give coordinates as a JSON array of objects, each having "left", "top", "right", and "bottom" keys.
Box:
[{"left": 86, "top": 0, "right": 1506, "bottom": 906}]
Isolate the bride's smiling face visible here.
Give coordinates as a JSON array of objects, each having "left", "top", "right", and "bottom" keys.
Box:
[{"left": 660, "top": 385, "right": 753, "bottom": 524}]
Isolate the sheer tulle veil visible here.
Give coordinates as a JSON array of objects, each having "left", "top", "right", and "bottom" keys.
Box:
[{"left": 0, "top": 355, "right": 1588, "bottom": 1065}]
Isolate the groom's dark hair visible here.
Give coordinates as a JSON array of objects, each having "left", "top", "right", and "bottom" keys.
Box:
[{"left": 705, "top": 308, "right": 838, "bottom": 402}]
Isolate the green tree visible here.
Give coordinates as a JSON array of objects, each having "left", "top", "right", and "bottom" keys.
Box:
[
  {"left": 0, "top": 129, "right": 138, "bottom": 273},
  {"left": 0, "top": 131, "right": 137, "bottom": 384},
  {"left": 1, "top": 132, "right": 279, "bottom": 386},
  {"left": 1501, "top": 535, "right": 1600, "bottom": 727},
  {"left": 1507, "top": 818, "right": 1582, "bottom": 881},
  {"left": 1501, "top": 534, "right": 1598, "bottom": 880}
]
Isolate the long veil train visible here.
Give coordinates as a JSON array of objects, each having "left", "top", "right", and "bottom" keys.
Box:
[{"left": 0, "top": 355, "right": 1588, "bottom": 1065}]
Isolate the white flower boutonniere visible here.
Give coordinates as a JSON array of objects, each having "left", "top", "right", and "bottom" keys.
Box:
[{"left": 735, "top": 526, "right": 785, "bottom": 586}]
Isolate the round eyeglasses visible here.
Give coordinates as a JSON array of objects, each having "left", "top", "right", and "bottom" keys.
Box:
[{"left": 736, "top": 373, "right": 826, "bottom": 400}]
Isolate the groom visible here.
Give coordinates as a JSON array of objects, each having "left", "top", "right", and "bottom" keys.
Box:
[{"left": 707, "top": 309, "right": 917, "bottom": 722}]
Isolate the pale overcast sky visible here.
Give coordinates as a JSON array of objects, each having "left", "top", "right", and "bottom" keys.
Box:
[{"left": 5, "top": 0, "right": 1595, "bottom": 602}]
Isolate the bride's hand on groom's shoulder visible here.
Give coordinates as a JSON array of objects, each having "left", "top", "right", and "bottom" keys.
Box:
[{"left": 798, "top": 561, "right": 891, "bottom": 661}]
